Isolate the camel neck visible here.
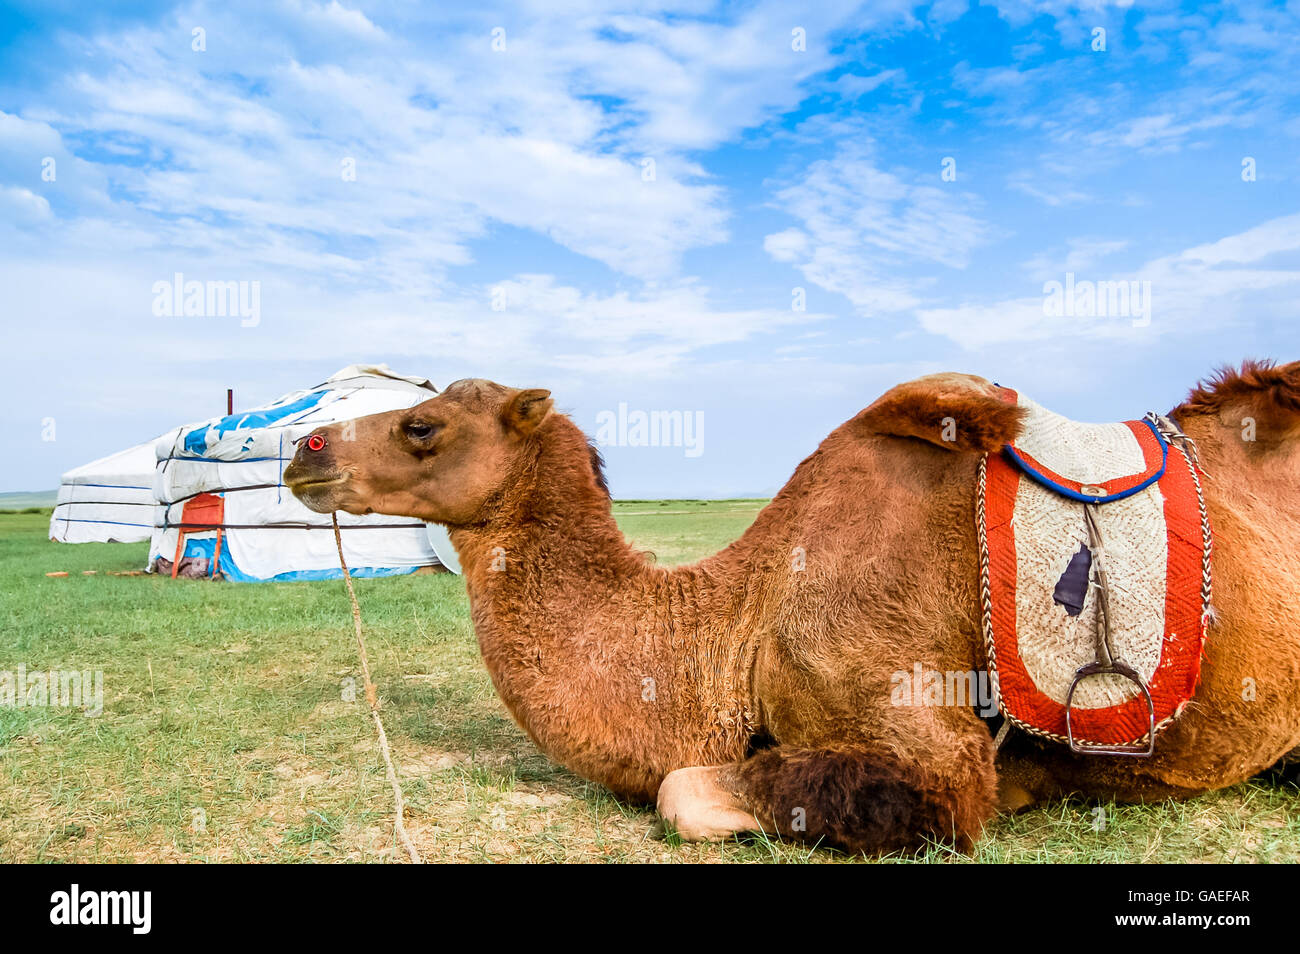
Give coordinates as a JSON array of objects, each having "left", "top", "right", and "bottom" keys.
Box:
[
  {"left": 452, "top": 417, "right": 639, "bottom": 579},
  {"left": 445, "top": 416, "right": 759, "bottom": 800}
]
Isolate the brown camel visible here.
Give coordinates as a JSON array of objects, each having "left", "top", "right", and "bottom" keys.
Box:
[{"left": 283, "top": 360, "right": 1300, "bottom": 854}]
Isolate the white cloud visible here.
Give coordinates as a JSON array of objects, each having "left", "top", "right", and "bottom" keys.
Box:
[
  {"left": 918, "top": 296, "right": 1051, "bottom": 349},
  {"left": 4, "top": 0, "right": 1297, "bottom": 497},
  {"left": 0, "top": 186, "right": 51, "bottom": 223},
  {"left": 762, "top": 143, "right": 993, "bottom": 315},
  {"left": 306, "top": 0, "right": 386, "bottom": 37},
  {"left": 1006, "top": 175, "right": 1092, "bottom": 207},
  {"left": 1176, "top": 214, "right": 1300, "bottom": 267},
  {"left": 919, "top": 212, "right": 1300, "bottom": 349},
  {"left": 8, "top": 1, "right": 915, "bottom": 290},
  {"left": 833, "top": 69, "right": 904, "bottom": 99},
  {"left": 1091, "top": 111, "right": 1238, "bottom": 154},
  {"left": 0, "top": 255, "right": 830, "bottom": 382},
  {"left": 1022, "top": 237, "right": 1130, "bottom": 277}
]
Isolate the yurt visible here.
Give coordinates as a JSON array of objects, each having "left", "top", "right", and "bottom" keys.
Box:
[
  {"left": 145, "top": 364, "right": 459, "bottom": 581},
  {"left": 50, "top": 439, "right": 170, "bottom": 544}
]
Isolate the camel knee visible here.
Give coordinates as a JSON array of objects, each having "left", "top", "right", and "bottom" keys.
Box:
[
  {"left": 719, "top": 744, "right": 996, "bottom": 855},
  {"left": 656, "top": 766, "right": 763, "bottom": 842}
]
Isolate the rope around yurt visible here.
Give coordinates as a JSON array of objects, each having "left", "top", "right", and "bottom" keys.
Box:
[{"left": 331, "top": 513, "right": 422, "bottom": 864}]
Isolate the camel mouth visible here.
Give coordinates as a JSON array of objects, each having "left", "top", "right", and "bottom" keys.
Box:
[
  {"left": 288, "top": 475, "right": 345, "bottom": 493},
  {"left": 286, "top": 473, "right": 351, "bottom": 512}
]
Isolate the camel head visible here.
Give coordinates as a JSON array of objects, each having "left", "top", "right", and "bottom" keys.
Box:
[
  {"left": 284, "top": 378, "right": 554, "bottom": 525},
  {"left": 1174, "top": 359, "right": 1300, "bottom": 451}
]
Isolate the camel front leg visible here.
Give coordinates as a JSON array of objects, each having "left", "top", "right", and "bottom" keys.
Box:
[
  {"left": 656, "top": 766, "right": 764, "bottom": 841},
  {"left": 660, "top": 734, "right": 997, "bottom": 854}
]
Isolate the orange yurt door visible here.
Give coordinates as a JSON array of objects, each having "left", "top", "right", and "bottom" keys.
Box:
[{"left": 171, "top": 492, "right": 226, "bottom": 579}]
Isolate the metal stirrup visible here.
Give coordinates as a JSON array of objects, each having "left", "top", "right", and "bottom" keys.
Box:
[{"left": 1064, "top": 503, "right": 1156, "bottom": 757}]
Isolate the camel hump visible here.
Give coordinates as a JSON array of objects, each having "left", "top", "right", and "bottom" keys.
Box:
[{"left": 858, "top": 372, "right": 1025, "bottom": 453}]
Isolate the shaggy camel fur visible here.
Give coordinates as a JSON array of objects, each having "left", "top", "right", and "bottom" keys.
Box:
[{"left": 284, "top": 360, "right": 1300, "bottom": 854}]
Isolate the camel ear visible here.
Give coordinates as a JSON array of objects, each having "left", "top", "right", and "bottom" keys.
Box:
[
  {"left": 858, "top": 374, "right": 1024, "bottom": 453},
  {"left": 502, "top": 388, "right": 553, "bottom": 437}
]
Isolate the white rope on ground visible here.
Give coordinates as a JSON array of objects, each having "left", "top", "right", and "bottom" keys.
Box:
[{"left": 331, "top": 513, "right": 423, "bottom": 864}]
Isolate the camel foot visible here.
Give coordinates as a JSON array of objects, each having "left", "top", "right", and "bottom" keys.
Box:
[{"left": 657, "top": 766, "right": 763, "bottom": 842}]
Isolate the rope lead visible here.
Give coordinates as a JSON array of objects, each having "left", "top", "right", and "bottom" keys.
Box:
[{"left": 332, "top": 513, "right": 422, "bottom": 864}]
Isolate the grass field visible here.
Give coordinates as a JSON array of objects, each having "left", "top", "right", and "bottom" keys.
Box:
[{"left": 2, "top": 502, "right": 1297, "bottom": 863}]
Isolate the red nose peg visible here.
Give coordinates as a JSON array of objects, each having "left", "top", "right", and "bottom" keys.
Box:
[{"left": 306, "top": 434, "right": 327, "bottom": 452}]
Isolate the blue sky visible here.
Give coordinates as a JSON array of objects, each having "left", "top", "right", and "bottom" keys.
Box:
[{"left": 1, "top": 0, "right": 1297, "bottom": 496}]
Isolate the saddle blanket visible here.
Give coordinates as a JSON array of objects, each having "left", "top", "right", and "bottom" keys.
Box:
[{"left": 979, "top": 388, "right": 1212, "bottom": 747}]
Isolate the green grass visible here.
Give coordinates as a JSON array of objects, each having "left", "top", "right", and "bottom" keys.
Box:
[{"left": 1, "top": 503, "right": 1296, "bottom": 863}]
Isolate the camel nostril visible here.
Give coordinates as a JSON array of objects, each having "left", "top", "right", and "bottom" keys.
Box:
[{"left": 306, "top": 434, "right": 327, "bottom": 452}]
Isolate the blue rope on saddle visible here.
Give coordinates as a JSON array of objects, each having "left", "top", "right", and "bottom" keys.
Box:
[{"left": 1002, "top": 416, "right": 1169, "bottom": 505}]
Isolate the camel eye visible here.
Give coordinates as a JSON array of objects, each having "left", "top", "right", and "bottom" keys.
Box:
[{"left": 405, "top": 421, "right": 438, "bottom": 441}]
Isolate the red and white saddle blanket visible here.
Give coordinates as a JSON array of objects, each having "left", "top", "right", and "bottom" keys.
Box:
[{"left": 978, "top": 388, "right": 1212, "bottom": 748}]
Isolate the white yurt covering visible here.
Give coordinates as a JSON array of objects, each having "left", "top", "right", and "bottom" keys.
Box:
[
  {"left": 49, "top": 441, "right": 162, "bottom": 543},
  {"left": 145, "top": 364, "right": 459, "bottom": 582}
]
